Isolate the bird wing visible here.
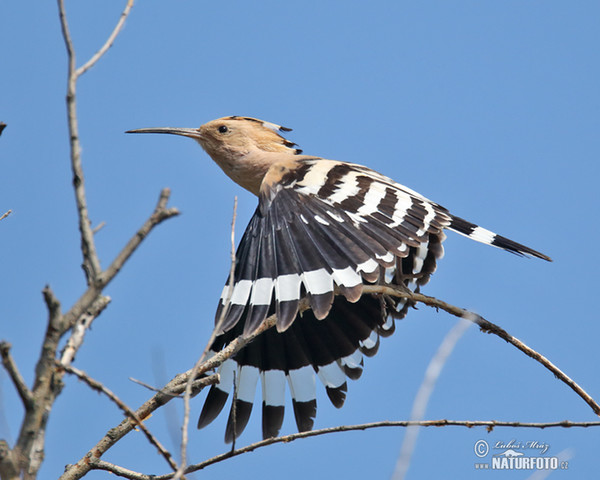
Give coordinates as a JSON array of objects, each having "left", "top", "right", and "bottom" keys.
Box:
[
  {"left": 215, "top": 158, "right": 453, "bottom": 336},
  {"left": 200, "top": 157, "right": 549, "bottom": 442}
]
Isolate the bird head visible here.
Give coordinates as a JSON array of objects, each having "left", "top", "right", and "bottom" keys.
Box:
[
  {"left": 127, "top": 116, "right": 301, "bottom": 156},
  {"left": 127, "top": 116, "right": 303, "bottom": 195}
]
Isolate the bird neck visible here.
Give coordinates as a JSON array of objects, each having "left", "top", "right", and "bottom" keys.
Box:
[{"left": 208, "top": 147, "right": 298, "bottom": 196}]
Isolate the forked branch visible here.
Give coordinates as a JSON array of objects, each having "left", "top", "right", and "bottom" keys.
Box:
[{"left": 61, "top": 282, "right": 600, "bottom": 480}]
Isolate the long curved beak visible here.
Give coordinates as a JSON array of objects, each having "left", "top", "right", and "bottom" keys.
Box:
[{"left": 125, "top": 127, "right": 203, "bottom": 140}]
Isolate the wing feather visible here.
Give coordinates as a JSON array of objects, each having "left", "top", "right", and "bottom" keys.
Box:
[{"left": 201, "top": 157, "right": 549, "bottom": 442}]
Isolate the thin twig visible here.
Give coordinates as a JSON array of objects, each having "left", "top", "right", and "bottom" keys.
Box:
[
  {"left": 59, "top": 373, "right": 219, "bottom": 480},
  {"left": 0, "top": 342, "right": 34, "bottom": 410},
  {"left": 91, "top": 460, "right": 149, "bottom": 480},
  {"left": 393, "top": 317, "right": 472, "bottom": 480},
  {"left": 181, "top": 420, "right": 600, "bottom": 476},
  {"left": 129, "top": 377, "right": 171, "bottom": 393},
  {"left": 0, "top": 210, "right": 11, "bottom": 221},
  {"left": 173, "top": 197, "right": 238, "bottom": 480},
  {"left": 75, "top": 0, "right": 135, "bottom": 77},
  {"left": 98, "top": 188, "right": 180, "bottom": 288},
  {"left": 86, "top": 419, "right": 600, "bottom": 480},
  {"left": 363, "top": 285, "right": 600, "bottom": 417},
  {"left": 59, "top": 363, "right": 179, "bottom": 472},
  {"left": 61, "top": 189, "right": 179, "bottom": 330},
  {"left": 129, "top": 376, "right": 219, "bottom": 398},
  {"left": 92, "top": 221, "right": 106, "bottom": 234}
]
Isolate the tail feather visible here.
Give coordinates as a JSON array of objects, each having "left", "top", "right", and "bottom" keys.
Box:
[{"left": 448, "top": 215, "right": 551, "bottom": 261}]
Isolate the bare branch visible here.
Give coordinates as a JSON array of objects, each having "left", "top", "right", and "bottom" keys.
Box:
[
  {"left": 84, "top": 420, "right": 600, "bottom": 480},
  {"left": 0, "top": 122, "right": 6, "bottom": 136},
  {"left": 174, "top": 196, "right": 238, "bottom": 480},
  {"left": 99, "top": 188, "right": 180, "bottom": 287},
  {"left": 57, "top": 0, "right": 102, "bottom": 283},
  {"left": 90, "top": 460, "right": 148, "bottom": 480},
  {"left": 7, "top": 286, "right": 64, "bottom": 480},
  {"left": 59, "top": 363, "right": 179, "bottom": 473},
  {"left": 91, "top": 221, "right": 106, "bottom": 235},
  {"left": 180, "top": 420, "right": 600, "bottom": 476},
  {"left": 6, "top": 189, "right": 178, "bottom": 480},
  {"left": 61, "top": 188, "right": 179, "bottom": 330},
  {"left": 363, "top": 285, "right": 600, "bottom": 417},
  {"left": 57, "top": 0, "right": 136, "bottom": 283},
  {"left": 60, "top": 295, "right": 111, "bottom": 366},
  {"left": 59, "top": 373, "right": 219, "bottom": 480},
  {"left": 129, "top": 377, "right": 165, "bottom": 393},
  {"left": 0, "top": 210, "right": 11, "bottom": 222},
  {"left": 0, "top": 342, "right": 33, "bottom": 410},
  {"left": 57, "top": 0, "right": 136, "bottom": 284},
  {"left": 56, "top": 0, "right": 75, "bottom": 63},
  {"left": 75, "top": 0, "right": 135, "bottom": 77},
  {"left": 3, "top": 5, "right": 177, "bottom": 478},
  {"left": 63, "top": 284, "right": 599, "bottom": 479},
  {"left": 0, "top": 3, "right": 181, "bottom": 479},
  {"left": 35, "top": 286, "right": 64, "bottom": 384},
  {"left": 130, "top": 376, "right": 214, "bottom": 397}
]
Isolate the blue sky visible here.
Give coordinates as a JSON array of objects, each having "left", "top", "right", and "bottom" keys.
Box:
[{"left": 1, "top": 1, "right": 599, "bottom": 478}]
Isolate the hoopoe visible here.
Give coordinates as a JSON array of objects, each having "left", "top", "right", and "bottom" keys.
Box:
[{"left": 127, "top": 116, "right": 551, "bottom": 442}]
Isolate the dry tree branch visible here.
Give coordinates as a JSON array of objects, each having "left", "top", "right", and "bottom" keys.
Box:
[
  {"left": 173, "top": 196, "right": 238, "bottom": 480},
  {"left": 67, "top": 287, "right": 599, "bottom": 478},
  {"left": 0, "top": 210, "right": 11, "bottom": 222},
  {"left": 60, "top": 295, "right": 111, "bottom": 365},
  {"left": 75, "top": 0, "right": 135, "bottom": 77},
  {"left": 91, "top": 221, "right": 106, "bottom": 235},
  {"left": 87, "top": 461, "right": 147, "bottom": 480},
  {"left": 175, "top": 420, "right": 600, "bottom": 476},
  {"left": 83, "top": 420, "right": 600, "bottom": 480},
  {"left": 59, "top": 373, "right": 219, "bottom": 480},
  {"left": 57, "top": 0, "right": 102, "bottom": 283},
  {"left": 0, "top": 342, "right": 33, "bottom": 410},
  {"left": 61, "top": 188, "right": 179, "bottom": 331},
  {"left": 0, "top": 3, "right": 184, "bottom": 479},
  {"left": 61, "top": 281, "right": 600, "bottom": 480},
  {"left": 58, "top": 363, "right": 178, "bottom": 473},
  {"left": 2, "top": 188, "right": 179, "bottom": 478},
  {"left": 362, "top": 285, "right": 600, "bottom": 417},
  {"left": 129, "top": 377, "right": 172, "bottom": 394},
  {"left": 98, "top": 188, "right": 180, "bottom": 293},
  {"left": 57, "top": 0, "right": 135, "bottom": 284},
  {"left": 7, "top": 286, "right": 64, "bottom": 480}
]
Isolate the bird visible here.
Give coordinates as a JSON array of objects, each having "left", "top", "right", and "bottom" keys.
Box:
[{"left": 127, "top": 116, "right": 551, "bottom": 443}]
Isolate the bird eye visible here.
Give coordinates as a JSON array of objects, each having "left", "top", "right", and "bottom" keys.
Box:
[{"left": 218, "top": 125, "right": 229, "bottom": 134}]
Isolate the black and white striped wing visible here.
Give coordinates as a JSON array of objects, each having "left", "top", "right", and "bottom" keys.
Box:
[
  {"left": 214, "top": 159, "right": 452, "bottom": 335},
  {"left": 199, "top": 158, "right": 550, "bottom": 442},
  {"left": 199, "top": 159, "right": 450, "bottom": 441}
]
